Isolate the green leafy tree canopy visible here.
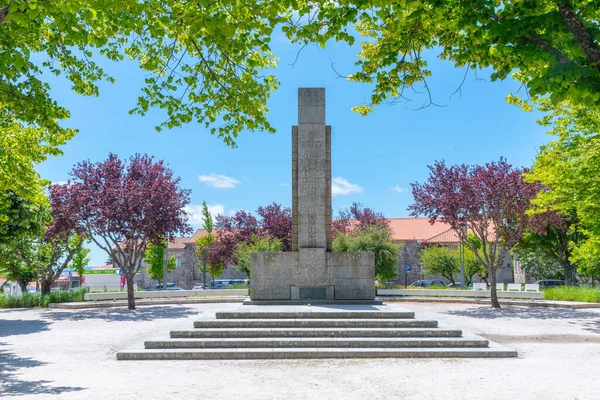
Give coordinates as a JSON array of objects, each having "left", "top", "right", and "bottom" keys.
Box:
[
  {"left": 333, "top": 226, "right": 400, "bottom": 282},
  {"left": 233, "top": 234, "right": 282, "bottom": 277},
  {"left": 526, "top": 100, "right": 600, "bottom": 279},
  {"left": 288, "top": 1, "right": 600, "bottom": 115},
  {"left": 143, "top": 240, "right": 177, "bottom": 282},
  {"left": 196, "top": 200, "right": 222, "bottom": 278},
  {"left": 419, "top": 246, "right": 460, "bottom": 285},
  {"left": 419, "top": 245, "right": 485, "bottom": 286}
]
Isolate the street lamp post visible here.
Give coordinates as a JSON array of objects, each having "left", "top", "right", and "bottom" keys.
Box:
[{"left": 459, "top": 225, "right": 467, "bottom": 290}]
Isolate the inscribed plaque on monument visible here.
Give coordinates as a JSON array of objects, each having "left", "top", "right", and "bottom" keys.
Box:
[{"left": 299, "top": 287, "right": 327, "bottom": 300}]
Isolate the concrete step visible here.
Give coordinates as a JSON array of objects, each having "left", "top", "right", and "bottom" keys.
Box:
[
  {"left": 215, "top": 311, "right": 415, "bottom": 319},
  {"left": 145, "top": 337, "right": 488, "bottom": 349},
  {"left": 118, "top": 344, "right": 517, "bottom": 360},
  {"left": 194, "top": 319, "right": 437, "bottom": 329},
  {"left": 171, "top": 327, "right": 462, "bottom": 339}
]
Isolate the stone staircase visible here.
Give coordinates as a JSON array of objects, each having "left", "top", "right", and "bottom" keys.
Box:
[{"left": 117, "top": 305, "right": 517, "bottom": 360}]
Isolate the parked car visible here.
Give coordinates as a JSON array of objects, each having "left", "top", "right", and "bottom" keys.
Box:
[
  {"left": 192, "top": 284, "right": 206, "bottom": 290},
  {"left": 409, "top": 280, "right": 447, "bottom": 288},
  {"left": 148, "top": 283, "right": 184, "bottom": 291},
  {"left": 535, "top": 279, "right": 566, "bottom": 289},
  {"left": 447, "top": 282, "right": 463, "bottom": 288}
]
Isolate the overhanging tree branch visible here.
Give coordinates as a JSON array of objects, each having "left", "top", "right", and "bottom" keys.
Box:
[
  {"left": 557, "top": 2, "right": 600, "bottom": 71},
  {"left": 466, "top": 1, "right": 570, "bottom": 64}
]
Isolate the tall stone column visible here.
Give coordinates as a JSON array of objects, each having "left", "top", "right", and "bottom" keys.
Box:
[{"left": 294, "top": 88, "right": 331, "bottom": 250}]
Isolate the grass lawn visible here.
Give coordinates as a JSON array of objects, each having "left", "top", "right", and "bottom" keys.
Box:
[{"left": 544, "top": 286, "right": 600, "bottom": 303}]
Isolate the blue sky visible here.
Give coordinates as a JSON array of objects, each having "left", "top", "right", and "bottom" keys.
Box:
[{"left": 37, "top": 37, "right": 549, "bottom": 266}]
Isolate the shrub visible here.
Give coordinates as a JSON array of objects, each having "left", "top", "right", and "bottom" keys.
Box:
[
  {"left": 233, "top": 234, "right": 283, "bottom": 277},
  {"left": 229, "top": 283, "right": 249, "bottom": 289},
  {"left": 544, "top": 286, "right": 600, "bottom": 303},
  {"left": 0, "top": 288, "right": 88, "bottom": 308},
  {"left": 333, "top": 226, "right": 400, "bottom": 282}
]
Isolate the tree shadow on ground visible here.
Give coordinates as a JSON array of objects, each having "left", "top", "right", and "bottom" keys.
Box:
[
  {"left": 0, "top": 344, "right": 84, "bottom": 397},
  {"left": 0, "top": 320, "right": 51, "bottom": 338},
  {"left": 41, "top": 305, "right": 200, "bottom": 322},
  {"left": 444, "top": 306, "right": 600, "bottom": 334}
]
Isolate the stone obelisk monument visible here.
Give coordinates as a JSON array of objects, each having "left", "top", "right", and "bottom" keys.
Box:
[{"left": 249, "top": 88, "right": 375, "bottom": 301}]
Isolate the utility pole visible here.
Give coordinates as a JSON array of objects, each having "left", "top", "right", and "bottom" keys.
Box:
[{"left": 459, "top": 225, "right": 466, "bottom": 289}]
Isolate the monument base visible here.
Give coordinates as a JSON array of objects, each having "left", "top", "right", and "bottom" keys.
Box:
[{"left": 249, "top": 250, "right": 376, "bottom": 301}]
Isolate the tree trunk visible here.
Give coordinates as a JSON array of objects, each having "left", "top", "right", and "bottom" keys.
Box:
[
  {"left": 125, "top": 275, "right": 136, "bottom": 310},
  {"left": 489, "top": 269, "right": 501, "bottom": 309},
  {"left": 40, "top": 280, "right": 52, "bottom": 296},
  {"left": 17, "top": 280, "right": 28, "bottom": 294},
  {"left": 562, "top": 263, "right": 576, "bottom": 285},
  {"left": 446, "top": 274, "right": 455, "bottom": 285}
]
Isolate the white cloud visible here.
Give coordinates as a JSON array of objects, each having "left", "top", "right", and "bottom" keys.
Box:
[
  {"left": 198, "top": 173, "right": 240, "bottom": 189},
  {"left": 332, "top": 177, "right": 363, "bottom": 197},
  {"left": 185, "top": 203, "right": 225, "bottom": 225},
  {"left": 394, "top": 186, "right": 408, "bottom": 193}
]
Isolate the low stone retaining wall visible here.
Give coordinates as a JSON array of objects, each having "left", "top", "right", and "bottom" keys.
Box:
[
  {"left": 84, "top": 289, "right": 248, "bottom": 301},
  {"left": 377, "top": 289, "right": 544, "bottom": 300}
]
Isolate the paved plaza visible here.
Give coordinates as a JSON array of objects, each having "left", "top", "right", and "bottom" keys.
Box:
[{"left": 1, "top": 302, "right": 599, "bottom": 399}]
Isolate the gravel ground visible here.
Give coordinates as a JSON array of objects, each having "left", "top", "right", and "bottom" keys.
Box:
[{"left": 1, "top": 302, "right": 599, "bottom": 400}]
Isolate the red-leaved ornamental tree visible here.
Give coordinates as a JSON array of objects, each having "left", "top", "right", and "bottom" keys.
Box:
[
  {"left": 409, "top": 158, "right": 542, "bottom": 308},
  {"left": 257, "top": 203, "right": 293, "bottom": 251},
  {"left": 333, "top": 202, "right": 390, "bottom": 236},
  {"left": 212, "top": 203, "right": 292, "bottom": 267},
  {"left": 212, "top": 210, "right": 259, "bottom": 267},
  {"left": 50, "top": 153, "right": 191, "bottom": 309}
]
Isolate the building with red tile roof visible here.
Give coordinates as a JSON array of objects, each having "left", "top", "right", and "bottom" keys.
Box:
[
  {"left": 166, "top": 236, "right": 191, "bottom": 250},
  {"left": 387, "top": 218, "right": 459, "bottom": 244},
  {"left": 186, "top": 229, "right": 210, "bottom": 244}
]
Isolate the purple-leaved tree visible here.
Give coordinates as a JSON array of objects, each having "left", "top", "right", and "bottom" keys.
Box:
[
  {"left": 257, "top": 203, "right": 293, "bottom": 251},
  {"left": 332, "top": 202, "right": 390, "bottom": 236},
  {"left": 212, "top": 202, "right": 292, "bottom": 268},
  {"left": 50, "top": 153, "right": 191, "bottom": 309},
  {"left": 409, "top": 158, "right": 543, "bottom": 308}
]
